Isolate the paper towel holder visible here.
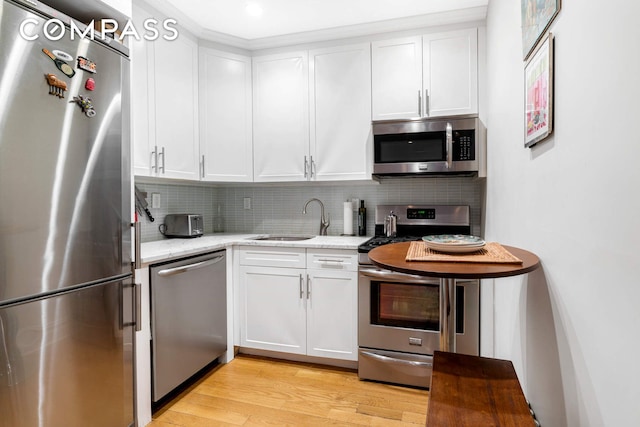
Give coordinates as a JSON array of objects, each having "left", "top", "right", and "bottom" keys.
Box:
[{"left": 341, "top": 200, "right": 355, "bottom": 236}]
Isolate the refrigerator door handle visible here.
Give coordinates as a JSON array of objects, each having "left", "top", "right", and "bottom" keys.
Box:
[
  {"left": 135, "top": 282, "right": 142, "bottom": 332},
  {"left": 134, "top": 221, "right": 141, "bottom": 269}
]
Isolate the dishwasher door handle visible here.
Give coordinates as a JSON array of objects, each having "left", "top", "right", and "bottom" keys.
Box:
[{"left": 156, "top": 256, "right": 225, "bottom": 277}]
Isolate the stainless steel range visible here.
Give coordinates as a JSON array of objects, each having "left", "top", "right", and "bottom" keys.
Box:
[{"left": 357, "top": 205, "right": 479, "bottom": 388}]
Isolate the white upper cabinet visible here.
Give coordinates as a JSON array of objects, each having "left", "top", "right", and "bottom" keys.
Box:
[
  {"left": 131, "top": 3, "right": 152, "bottom": 176},
  {"left": 252, "top": 51, "right": 310, "bottom": 182},
  {"left": 371, "top": 36, "right": 423, "bottom": 121},
  {"left": 253, "top": 44, "right": 372, "bottom": 182},
  {"left": 423, "top": 28, "right": 478, "bottom": 117},
  {"left": 131, "top": 3, "right": 199, "bottom": 180},
  {"left": 309, "top": 43, "right": 372, "bottom": 181},
  {"left": 371, "top": 28, "right": 478, "bottom": 120},
  {"left": 199, "top": 48, "right": 253, "bottom": 182},
  {"left": 152, "top": 34, "right": 200, "bottom": 180}
]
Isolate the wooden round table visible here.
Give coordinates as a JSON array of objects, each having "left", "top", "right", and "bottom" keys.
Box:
[{"left": 368, "top": 242, "right": 540, "bottom": 352}]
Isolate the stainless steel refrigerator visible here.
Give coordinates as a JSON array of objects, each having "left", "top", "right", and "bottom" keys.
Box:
[{"left": 0, "top": 1, "right": 135, "bottom": 426}]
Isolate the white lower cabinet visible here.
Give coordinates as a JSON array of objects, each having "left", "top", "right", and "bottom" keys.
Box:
[
  {"left": 239, "top": 247, "right": 358, "bottom": 361},
  {"left": 306, "top": 268, "right": 358, "bottom": 360}
]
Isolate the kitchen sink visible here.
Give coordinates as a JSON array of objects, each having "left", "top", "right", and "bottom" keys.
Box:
[{"left": 249, "top": 235, "right": 314, "bottom": 241}]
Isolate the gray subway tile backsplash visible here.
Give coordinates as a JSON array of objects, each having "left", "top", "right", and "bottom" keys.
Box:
[{"left": 135, "top": 178, "right": 483, "bottom": 243}]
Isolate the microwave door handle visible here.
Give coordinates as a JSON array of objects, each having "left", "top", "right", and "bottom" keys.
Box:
[{"left": 446, "top": 122, "right": 453, "bottom": 169}]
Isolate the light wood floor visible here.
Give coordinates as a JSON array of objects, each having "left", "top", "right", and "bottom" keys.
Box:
[{"left": 150, "top": 354, "right": 429, "bottom": 426}]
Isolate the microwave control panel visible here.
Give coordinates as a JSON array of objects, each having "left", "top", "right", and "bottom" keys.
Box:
[{"left": 453, "top": 130, "right": 475, "bottom": 161}]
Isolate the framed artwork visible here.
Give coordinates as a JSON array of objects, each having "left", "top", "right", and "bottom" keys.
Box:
[
  {"left": 521, "top": 0, "right": 560, "bottom": 60},
  {"left": 524, "top": 32, "right": 554, "bottom": 148}
]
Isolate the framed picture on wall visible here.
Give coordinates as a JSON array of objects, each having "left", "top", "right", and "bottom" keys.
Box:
[
  {"left": 521, "top": 0, "right": 560, "bottom": 60},
  {"left": 524, "top": 32, "right": 554, "bottom": 148}
]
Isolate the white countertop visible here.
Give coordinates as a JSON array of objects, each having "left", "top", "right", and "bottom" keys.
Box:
[{"left": 141, "top": 233, "right": 371, "bottom": 265}]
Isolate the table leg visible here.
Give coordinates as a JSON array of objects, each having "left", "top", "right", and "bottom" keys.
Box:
[{"left": 439, "top": 278, "right": 456, "bottom": 352}]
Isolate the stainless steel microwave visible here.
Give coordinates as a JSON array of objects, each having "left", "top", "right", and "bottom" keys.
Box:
[{"left": 372, "top": 116, "right": 486, "bottom": 177}]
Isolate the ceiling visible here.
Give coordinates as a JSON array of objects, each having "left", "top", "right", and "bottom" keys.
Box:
[{"left": 159, "top": 0, "right": 488, "bottom": 45}]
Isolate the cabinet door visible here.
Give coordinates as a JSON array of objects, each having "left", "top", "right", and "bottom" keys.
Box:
[
  {"left": 239, "top": 265, "right": 306, "bottom": 355},
  {"left": 309, "top": 44, "right": 372, "bottom": 181},
  {"left": 131, "top": 3, "right": 153, "bottom": 176},
  {"left": 423, "top": 28, "right": 478, "bottom": 117},
  {"left": 199, "top": 48, "right": 253, "bottom": 182},
  {"left": 152, "top": 33, "right": 200, "bottom": 180},
  {"left": 306, "top": 269, "right": 358, "bottom": 361},
  {"left": 253, "top": 51, "right": 309, "bottom": 182},
  {"left": 371, "top": 36, "right": 422, "bottom": 120}
]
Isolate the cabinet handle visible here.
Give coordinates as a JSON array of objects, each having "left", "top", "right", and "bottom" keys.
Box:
[
  {"left": 304, "top": 156, "right": 309, "bottom": 178},
  {"left": 201, "top": 155, "right": 205, "bottom": 179},
  {"left": 425, "top": 89, "right": 430, "bottom": 116},
  {"left": 299, "top": 274, "right": 304, "bottom": 299},
  {"left": 159, "top": 147, "right": 165, "bottom": 174},
  {"left": 151, "top": 147, "right": 158, "bottom": 174},
  {"left": 317, "top": 258, "right": 345, "bottom": 265},
  {"left": 310, "top": 156, "right": 315, "bottom": 178},
  {"left": 418, "top": 90, "right": 422, "bottom": 117},
  {"left": 445, "top": 122, "right": 453, "bottom": 169},
  {"left": 306, "top": 274, "right": 311, "bottom": 300}
]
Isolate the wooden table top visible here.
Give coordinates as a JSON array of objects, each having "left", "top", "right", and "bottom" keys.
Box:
[
  {"left": 426, "top": 351, "right": 536, "bottom": 427},
  {"left": 368, "top": 242, "right": 540, "bottom": 279}
]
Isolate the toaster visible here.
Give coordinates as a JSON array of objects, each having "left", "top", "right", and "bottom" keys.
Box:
[{"left": 159, "top": 214, "right": 203, "bottom": 238}]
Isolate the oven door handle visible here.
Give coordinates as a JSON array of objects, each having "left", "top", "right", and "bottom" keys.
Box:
[
  {"left": 360, "top": 351, "right": 433, "bottom": 368},
  {"left": 359, "top": 268, "right": 439, "bottom": 285}
]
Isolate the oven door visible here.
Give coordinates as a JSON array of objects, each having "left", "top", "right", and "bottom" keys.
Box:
[{"left": 358, "top": 266, "right": 479, "bottom": 356}]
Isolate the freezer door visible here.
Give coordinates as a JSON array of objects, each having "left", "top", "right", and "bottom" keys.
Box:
[
  {"left": 0, "top": 278, "right": 135, "bottom": 426},
  {"left": 0, "top": 1, "right": 131, "bottom": 303}
]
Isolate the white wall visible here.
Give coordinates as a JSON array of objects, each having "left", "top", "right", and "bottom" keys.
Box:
[{"left": 484, "top": 0, "right": 640, "bottom": 425}]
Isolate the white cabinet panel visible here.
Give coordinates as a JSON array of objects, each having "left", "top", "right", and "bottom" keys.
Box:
[
  {"left": 371, "top": 36, "right": 423, "bottom": 120},
  {"left": 131, "top": 4, "right": 199, "bottom": 181},
  {"left": 240, "top": 265, "right": 306, "bottom": 355},
  {"left": 238, "top": 247, "right": 358, "bottom": 361},
  {"left": 306, "top": 268, "right": 358, "bottom": 361},
  {"left": 372, "top": 29, "right": 478, "bottom": 120},
  {"left": 153, "top": 34, "right": 199, "bottom": 180},
  {"left": 423, "top": 28, "right": 478, "bottom": 117},
  {"left": 253, "top": 51, "right": 309, "bottom": 182},
  {"left": 239, "top": 247, "right": 306, "bottom": 269},
  {"left": 306, "top": 249, "right": 358, "bottom": 272},
  {"left": 131, "top": 3, "right": 152, "bottom": 176},
  {"left": 199, "top": 48, "right": 253, "bottom": 182},
  {"left": 309, "top": 44, "right": 372, "bottom": 181}
]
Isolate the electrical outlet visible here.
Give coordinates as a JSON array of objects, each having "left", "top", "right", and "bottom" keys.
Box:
[
  {"left": 351, "top": 198, "right": 360, "bottom": 211},
  {"left": 243, "top": 197, "right": 251, "bottom": 210},
  {"left": 151, "top": 193, "right": 161, "bottom": 209}
]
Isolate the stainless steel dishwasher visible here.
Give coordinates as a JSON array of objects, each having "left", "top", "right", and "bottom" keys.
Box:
[{"left": 150, "top": 250, "right": 227, "bottom": 402}]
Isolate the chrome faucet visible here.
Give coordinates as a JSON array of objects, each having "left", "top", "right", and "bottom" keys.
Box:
[{"left": 302, "top": 198, "right": 330, "bottom": 235}]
